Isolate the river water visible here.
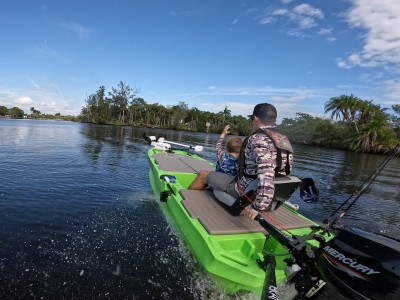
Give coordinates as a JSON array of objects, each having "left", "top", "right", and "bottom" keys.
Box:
[{"left": 0, "top": 119, "right": 399, "bottom": 299}]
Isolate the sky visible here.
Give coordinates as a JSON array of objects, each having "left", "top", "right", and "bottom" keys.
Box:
[{"left": 1, "top": 0, "right": 400, "bottom": 122}]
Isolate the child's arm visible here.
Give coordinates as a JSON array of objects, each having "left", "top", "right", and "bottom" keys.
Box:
[{"left": 216, "top": 125, "right": 230, "bottom": 163}]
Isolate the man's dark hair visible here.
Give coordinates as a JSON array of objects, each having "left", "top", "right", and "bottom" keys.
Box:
[{"left": 252, "top": 103, "right": 277, "bottom": 123}]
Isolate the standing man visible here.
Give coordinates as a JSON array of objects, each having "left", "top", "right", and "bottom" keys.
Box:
[{"left": 188, "top": 103, "right": 293, "bottom": 219}]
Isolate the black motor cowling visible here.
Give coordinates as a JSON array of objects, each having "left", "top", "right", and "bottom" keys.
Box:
[{"left": 316, "top": 227, "right": 400, "bottom": 299}]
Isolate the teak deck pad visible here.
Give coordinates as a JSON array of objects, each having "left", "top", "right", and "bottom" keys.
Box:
[
  {"left": 180, "top": 190, "right": 314, "bottom": 235},
  {"left": 153, "top": 152, "right": 214, "bottom": 173}
]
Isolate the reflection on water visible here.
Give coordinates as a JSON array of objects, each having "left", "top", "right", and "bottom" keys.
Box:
[
  {"left": 290, "top": 143, "right": 400, "bottom": 237},
  {"left": 79, "top": 123, "right": 400, "bottom": 237},
  {"left": 0, "top": 119, "right": 399, "bottom": 299}
]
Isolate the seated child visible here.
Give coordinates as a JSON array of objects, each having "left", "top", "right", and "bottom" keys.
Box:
[{"left": 215, "top": 125, "right": 242, "bottom": 177}]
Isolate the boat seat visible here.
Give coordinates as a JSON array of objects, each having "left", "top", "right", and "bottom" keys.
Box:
[
  {"left": 180, "top": 190, "right": 314, "bottom": 235},
  {"left": 153, "top": 152, "right": 215, "bottom": 173},
  {"left": 213, "top": 176, "right": 302, "bottom": 213}
]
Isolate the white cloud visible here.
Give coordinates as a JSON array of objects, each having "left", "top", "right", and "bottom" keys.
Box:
[
  {"left": 290, "top": 4, "right": 324, "bottom": 29},
  {"left": 271, "top": 87, "right": 313, "bottom": 102},
  {"left": 287, "top": 29, "right": 310, "bottom": 38},
  {"left": 293, "top": 4, "right": 324, "bottom": 18},
  {"left": 60, "top": 22, "right": 93, "bottom": 39},
  {"left": 0, "top": 86, "right": 81, "bottom": 115},
  {"left": 326, "top": 37, "right": 336, "bottom": 42},
  {"left": 337, "top": 60, "right": 349, "bottom": 68},
  {"left": 381, "top": 78, "right": 400, "bottom": 101},
  {"left": 297, "top": 16, "right": 317, "bottom": 29},
  {"left": 259, "top": 3, "right": 324, "bottom": 34},
  {"left": 358, "top": 72, "right": 384, "bottom": 83},
  {"left": 232, "top": 19, "right": 238, "bottom": 25},
  {"left": 181, "top": 85, "right": 317, "bottom": 99},
  {"left": 15, "top": 97, "right": 34, "bottom": 105},
  {"left": 259, "top": 16, "right": 276, "bottom": 24},
  {"left": 340, "top": 0, "right": 400, "bottom": 68},
  {"left": 199, "top": 101, "right": 254, "bottom": 117},
  {"left": 178, "top": 85, "right": 320, "bottom": 122},
  {"left": 272, "top": 9, "right": 288, "bottom": 16},
  {"left": 317, "top": 28, "right": 332, "bottom": 35}
]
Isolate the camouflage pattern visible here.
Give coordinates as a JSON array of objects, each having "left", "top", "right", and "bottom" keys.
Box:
[
  {"left": 235, "top": 130, "right": 293, "bottom": 211},
  {"left": 216, "top": 137, "right": 238, "bottom": 176}
]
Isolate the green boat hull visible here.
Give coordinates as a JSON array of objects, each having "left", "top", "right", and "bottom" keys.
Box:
[{"left": 147, "top": 148, "right": 332, "bottom": 295}]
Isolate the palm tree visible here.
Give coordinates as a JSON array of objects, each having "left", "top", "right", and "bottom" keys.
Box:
[
  {"left": 326, "top": 94, "right": 396, "bottom": 152},
  {"left": 351, "top": 104, "right": 394, "bottom": 152},
  {"left": 324, "top": 95, "right": 351, "bottom": 121},
  {"left": 220, "top": 106, "right": 231, "bottom": 123},
  {"left": 325, "top": 94, "right": 361, "bottom": 132}
]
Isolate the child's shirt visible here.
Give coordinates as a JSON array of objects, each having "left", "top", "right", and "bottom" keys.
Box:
[{"left": 215, "top": 137, "right": 238, "bottom": 177}]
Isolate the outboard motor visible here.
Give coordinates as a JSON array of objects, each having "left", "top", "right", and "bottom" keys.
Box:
[{"left": 316, "top": 227, "right": 400, "bottom": 299}]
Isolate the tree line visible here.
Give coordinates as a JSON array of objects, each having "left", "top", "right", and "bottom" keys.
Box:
[
  {"left": 79, "top": 81, "right": 252, "bottom": 135},
  {"left": 0, "top": 106, "right": 25, "bottom": 118},
  {"left": 2, "top": 81, "right": 399, "bottom": 153},
  {"left": 80, "top": 82, "right": 399, "bottom": 153},
  {"left": 279, "top": 95, "right": 399, "bottom": 153}
]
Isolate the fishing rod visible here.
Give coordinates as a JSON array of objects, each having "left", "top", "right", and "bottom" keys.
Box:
[{"left": 324, "top": 142, "right": 400, "bottom": 227}]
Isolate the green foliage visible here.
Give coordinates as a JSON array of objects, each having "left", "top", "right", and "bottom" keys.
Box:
[
  {"left": 279, "top": 113, "right": 351, "bottom": 148},
  {"left": 30, "top": 106, "right": 41, "bottom": 115},
  {"left": 79, "top": 84, "right": 253, "bottom": 135},
  {"left": 390, "top": 105, "right": 400, "bottom": 139},
  {"left": 79, "top": 85, "right": 397, "bottom": 153},
  {"left": 393, "top": 104, "right": 400, "bottom": 115},
  {"left": 324, "top": 94, "right": 397, "bottom": 152},
  {"left": 0, "top": 105, "right": 9, "bottom": 115},
  {"left": 9, "top": 107, "right": 25, "bottom": 118}
]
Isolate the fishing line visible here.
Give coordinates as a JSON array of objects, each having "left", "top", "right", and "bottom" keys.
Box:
[
  {"left": 237, "top": 181, "right": 293, "bottom": 235},
  {"left": 326, "top": 142, "right": 400, "bottom": 226}
]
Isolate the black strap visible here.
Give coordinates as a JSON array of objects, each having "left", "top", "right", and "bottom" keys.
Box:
[
  {"left": 275, "top": 148, "right": 282, "bottom": 174},
  {"left": 285, "top": 151, "right": 291, "bottom": 175},
  {"left": 274, "top": 147, "right": 291, "bottom": 176},
  {"left": 242, "top": 173, "right": 258, "bottom": 179}
]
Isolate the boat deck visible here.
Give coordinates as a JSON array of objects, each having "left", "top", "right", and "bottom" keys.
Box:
[
  {"left": 153, "top": 152, "right": 215, "bottom": 173},
  {"left": 153, "top": 151, "right": 314, "bottom": 235},
  {"left": 180, "top": 190, "right": 314, "bottom": 235}
]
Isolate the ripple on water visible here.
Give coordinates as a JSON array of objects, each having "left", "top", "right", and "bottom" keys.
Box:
[{"left": 0, "top": 120, "right": 399, "bottom": 299}]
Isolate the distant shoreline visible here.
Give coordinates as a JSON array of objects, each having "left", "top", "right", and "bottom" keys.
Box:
[{"left": 2, "top": 117, "right": 393, "bottom": 155}]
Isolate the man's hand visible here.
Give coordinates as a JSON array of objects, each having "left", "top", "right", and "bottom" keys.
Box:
[{"left": 244, "top": 204, "right": 259, "bottom": 220}]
